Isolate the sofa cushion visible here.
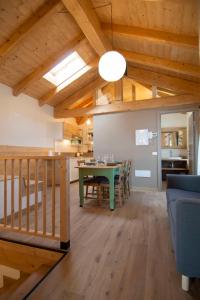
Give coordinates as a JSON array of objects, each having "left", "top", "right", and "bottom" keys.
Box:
[{"left": 166, "top": 188, "right": 200, "bottom": 209}]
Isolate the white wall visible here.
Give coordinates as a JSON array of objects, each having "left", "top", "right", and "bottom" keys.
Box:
[
  {"left": 0, "top": 83, "right": 63, "bottom": 147},
  {"left": 161, "top": 113, "right": 187, "bottom": 128}
]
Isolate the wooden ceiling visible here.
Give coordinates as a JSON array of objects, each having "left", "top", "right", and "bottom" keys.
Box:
[{"left": 0, "top": 0, "right": 199, "bottom": 118}]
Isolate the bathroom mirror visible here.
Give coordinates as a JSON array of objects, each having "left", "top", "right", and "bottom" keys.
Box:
[{"left": 161, "top": 127, "right": 187, "bottom": 149}]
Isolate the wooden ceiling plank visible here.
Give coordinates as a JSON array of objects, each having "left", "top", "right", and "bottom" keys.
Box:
[
  {"left": 54, "top": 94, "right": 200, "bottom": 118},
  {"left": 39, "top": 58, "right": 99, "bottom": 106},
  {"left": 121, "top": 50, "right": 200, "bottom": 80},
  {"left": 102, "top": 23, "right": 198, "bottom": 49},
  {"left": 13, "top": 35, "right": 84, "bottom": 96},
  {"left": 0, "top": 0, "right": 61, "bottom": 61},
  {"left": 127, "top": 66, "right": 200, "bottom": 97},
  {"left": 61, "top": 0, "right": 111, "bottom": 56},
  {"left": 55, "top": 77, "right": 107, "bottom": 112}
]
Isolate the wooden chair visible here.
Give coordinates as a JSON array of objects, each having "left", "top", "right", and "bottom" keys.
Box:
[
  {"left": 124, "top": 160, "right": 132, "bottom": 198},
  {"left": 77, "top": 159, "right": 101, "bottom": 203},
  {"left": 98, "top": 166, "right": 125, "bottom": 207}
]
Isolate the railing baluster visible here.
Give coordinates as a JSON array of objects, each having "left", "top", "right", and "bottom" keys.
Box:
[
  {"left": 52, "top": 159, "right": 56, "bottom": 237},
  {"left": 34, "top": 159, "right": 38, "bottom": 234},
  {"left": 18, "top": 159, "right": 22, "bottom": 230},
  {"left": 11, "top": 159, "right": 14, "bottom": 228},
  {"left": 60, "top": 158, "right": 70, "bottom": 250},
  {"left": 0, "top": 156, "right": 69, "bottom": 249},
  {"left": 4, "top": 159, "right": 7, "bottom": 226},
  {"left": 26, "top": 159, "right": 30, "bottom": 232},
  {"left": 42, "top": 159, "right": 47, "bottom": 236}
]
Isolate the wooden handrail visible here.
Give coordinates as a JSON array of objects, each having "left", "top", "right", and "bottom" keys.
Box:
[{"left": 0, "top": 155, "right": 65, "bottom": 160}]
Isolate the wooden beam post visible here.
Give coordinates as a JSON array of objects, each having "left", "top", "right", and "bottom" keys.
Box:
[
  {"left": 102, "top": 23, "right": 198, "bottom": 49},
  {"left": 54, "top": 94, "right": 200, "bottom": 118},
  {"left": 114, "top": 80, "right": 123, "bottom": 101},
  {"left": 127, "top": 66, "right": 200, "bottom": 97},
  {"left": 61, "top": 0, "right": 112, "bottom": 56},
  {"left": 120, "top": 50, "right": 200, "bottom": 80},
  {"left": 55, "top": 77, "right": 106, "bottom": 112},
  {"left": 60, "top": 158, "right": 70, "bottom": 250},
  {"left": 152, "top": 86, "right": 158, "bottom": 98}
]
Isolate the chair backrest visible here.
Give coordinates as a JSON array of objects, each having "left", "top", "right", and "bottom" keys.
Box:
[{"left": 127, "top": 160, "right": 132, "bottom": 176}]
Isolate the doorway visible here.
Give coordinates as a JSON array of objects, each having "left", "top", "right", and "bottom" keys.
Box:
[{"left": 158, "top": 111, "right": 198, "bottom": 191}]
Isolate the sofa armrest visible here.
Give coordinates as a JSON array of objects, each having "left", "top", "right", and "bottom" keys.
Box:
[
  {"left": 175, "top": 198, "right": 200, "bottom": 277},
  {"left": 167, "top": 174, "right": 200, "bottom": 193}
]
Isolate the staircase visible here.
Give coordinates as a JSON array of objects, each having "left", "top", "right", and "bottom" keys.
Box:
[{"left": 0, "top": 265, "right": 20, "bottom": 288}]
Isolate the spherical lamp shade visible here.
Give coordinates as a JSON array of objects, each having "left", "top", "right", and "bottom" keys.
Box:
[{"left": 98, "top": 51, "right": 126, "bottom": 82}]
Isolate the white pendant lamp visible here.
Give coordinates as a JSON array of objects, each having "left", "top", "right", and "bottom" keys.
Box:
[
  {"left": 98, "top": 51, "right": 126, "bottom": 82},
  {"left": 86, "top": 118, "right": 91, "bottom": 126}
]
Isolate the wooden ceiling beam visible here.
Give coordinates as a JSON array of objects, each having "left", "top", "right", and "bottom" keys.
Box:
[
  {"left": 102, "top": 23, "right": 198, "bottom": 49},
  {"left": 13, "top": 35, "right": 84, "bottom": 96},
  {"left": 127, "top": 65, "right": 200, "bottom": 97},
  {"left": 69, "top": 97, "right": 93, "bottom": 109},
  {"left": 121, "top": 50, "right": 200, "bottom": 80},
  {"left": 55, "top": 77, "right": 107, "bottom": 113},
  {"left": 61, "top": 0, "right": 111, "bottom": 56},
  {"left": 76, "top": 117, "right": 88, "bottom": 125},
  {"left": 75, "top": 99, "right": 94, "bottom": 125},
  {"left": 54, "top": 94, "right": 200, "bottom": 118},
  {"left": 39, "top": 58, "right": 98, "bottom": 106},
  {"left": 0, "top": 0, "right": 61, "bottom": 61}
]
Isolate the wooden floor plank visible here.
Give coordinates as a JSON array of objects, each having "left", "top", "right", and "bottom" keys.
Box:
[{"left": 26, "top": 183, "right": 200, "bottom": 300}]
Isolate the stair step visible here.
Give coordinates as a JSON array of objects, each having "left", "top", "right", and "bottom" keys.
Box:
[
  {"left": 9, "top": 264, "right": 50, "bottom": 300},
  {"left": 0, "top": 272, "right": 28, "bottom": 300}
]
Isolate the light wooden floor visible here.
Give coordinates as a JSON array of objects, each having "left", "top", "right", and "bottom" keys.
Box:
[{"left": 23, "top": 182, "right": 200, "bottom": 300}]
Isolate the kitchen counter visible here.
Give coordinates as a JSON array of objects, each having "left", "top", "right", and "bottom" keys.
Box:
[{"left": 162, "top": 158, "right": 189, "bottom": 180}]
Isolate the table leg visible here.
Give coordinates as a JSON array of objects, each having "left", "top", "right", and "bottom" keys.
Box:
[
  {"left": 108, "top": 174, "right": 115, "bottom": 211},
  {"left": 79, "top": 172, "right": 84, "bottom": 207}
]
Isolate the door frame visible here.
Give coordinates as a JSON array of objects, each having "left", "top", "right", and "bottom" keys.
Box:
[{"left": 157, "top": 107, "right": 199, "bottom": 191}]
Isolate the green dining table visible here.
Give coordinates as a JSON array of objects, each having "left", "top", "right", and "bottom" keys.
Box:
[{"left": 78, "top": 165, "right": 120, "bottom": 210}]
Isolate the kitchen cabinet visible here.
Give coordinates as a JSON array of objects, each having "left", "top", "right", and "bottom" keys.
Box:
[{"left": 70, "top": 158, "right": 79, "bottom": 182}]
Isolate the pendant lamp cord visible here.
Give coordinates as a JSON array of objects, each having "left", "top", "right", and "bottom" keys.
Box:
[{"left": 110, "top": 3, "right": 114, "bottom": 50}]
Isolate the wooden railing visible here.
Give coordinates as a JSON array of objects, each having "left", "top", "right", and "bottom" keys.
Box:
[{"left": 0, "top": 156, "right": 70, "bottom": 250}]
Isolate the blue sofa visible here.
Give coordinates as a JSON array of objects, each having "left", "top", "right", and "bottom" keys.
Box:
[{"left": 166, "top": 174, "right": 200, "bottom": 291}]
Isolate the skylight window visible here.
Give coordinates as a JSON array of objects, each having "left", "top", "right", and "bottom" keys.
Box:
[{"left": 43, "top": 51, "right": 91, "bottom": 88}]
